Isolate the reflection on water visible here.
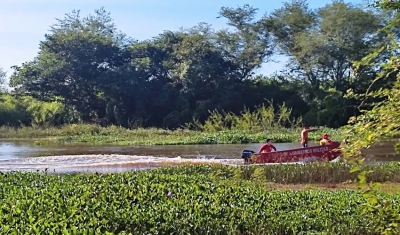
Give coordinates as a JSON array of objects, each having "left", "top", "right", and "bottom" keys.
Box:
[{"left": 0, "top": 140, "right": 398, "bottom": 173}]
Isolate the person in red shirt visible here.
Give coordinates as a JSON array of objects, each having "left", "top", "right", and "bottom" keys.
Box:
[
  {"left": 258, "top": 139, "right": 277, "bottom": 153},
  {"left": 320, "top": 133, "right": 333, "bottom": 145}
]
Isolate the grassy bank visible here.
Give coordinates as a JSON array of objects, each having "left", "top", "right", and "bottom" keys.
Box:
[
  {"left": 265, "top": 182, "right": 400, "bottom": 193},
  {"left": 158, "top": 162, "right": 400, "bottom": 184},
  {"left": 1, "top": 164, "right": 400, "bottom": 234},
  {"left": 0, "top": 124, "right": 342, "bottom": 145}
]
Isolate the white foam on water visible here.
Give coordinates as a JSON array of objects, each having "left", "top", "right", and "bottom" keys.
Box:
[
  {"left": 0, "top": 154, "right": 243, "bottom": 172},
  {"left": 0, "top": 154, "right": 339, "bottom": 173}
]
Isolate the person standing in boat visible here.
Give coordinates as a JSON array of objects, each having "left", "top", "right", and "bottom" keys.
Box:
[
  {"left": 258, "top": 139, "right": 277, "bottom": 153},
  {"left": 301, "top": 126, "right": 318, "bottom": 148},
  {"left": 320, "top": 133, "right": 332, "bottom": 145}
]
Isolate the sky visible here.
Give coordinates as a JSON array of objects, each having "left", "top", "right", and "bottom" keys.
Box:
[{"left": 0, "top": 0, "right": 367, "bottom": 82}]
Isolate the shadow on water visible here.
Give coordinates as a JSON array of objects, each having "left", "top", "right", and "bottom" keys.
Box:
[{"left": 0, "top": 140, "right": 398, "bottom": 173}]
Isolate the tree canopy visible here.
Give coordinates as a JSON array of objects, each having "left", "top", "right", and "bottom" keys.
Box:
[
  {"left": 0, "top": 66, "right": 7, "bottom": 91},
  {"left": 2, "top": 1, "right": 396, "bottom": 129}
]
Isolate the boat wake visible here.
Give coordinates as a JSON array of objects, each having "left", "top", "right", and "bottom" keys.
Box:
[
  {"left": 0, "top": 154, "right": 243, "bottom": 173},
  {"left": 0, "top": 154, "right": 339, "bottom": 173}
]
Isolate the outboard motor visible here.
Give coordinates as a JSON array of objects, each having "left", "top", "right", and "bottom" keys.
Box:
[{"left": 241, "top": 150, "right": 255, "bottom": 164}]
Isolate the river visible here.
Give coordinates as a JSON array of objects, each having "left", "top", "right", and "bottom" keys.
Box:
[{"left": 0, "top": 140, "right": 398, "bottom": 173}]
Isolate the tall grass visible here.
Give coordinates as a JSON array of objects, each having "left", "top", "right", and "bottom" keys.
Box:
[
  {"left": 156, "top": 162, "right": 400, "bottom": 184},
  {"left": 185, "top": 102, "right": 303, "bottom": 132},
  {"left": 0, "top": 124, "right": 342, "bottom": 145},
  {"left": 0, "top": 103, "right": 342, "bottom": 145}
]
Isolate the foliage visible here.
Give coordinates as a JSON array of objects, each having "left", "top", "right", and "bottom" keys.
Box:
[
  {"left": 338, "top": 1, "right": 400, "bottom": 234},
  {"left": 185, "top": 102, "right": 302, "bottom": 132},
  {"left": 342, "top": 31, "right": 400, "bottom": 159},
  {"left": 156, "top": 163, "right": 400, "bottom": 185},
  {"left": 0, "top": 67, "right": 6, "bottom": 92},
  {"left": 0, "top": 94, "right": 80, "bottom": 127},
  {"left": 4, "top": 1, "right": 393, "bottom": 129},
  {"left": 0, "top": 94, "right": 29, "bottom": 126},
  {"left": 0, "top": 123, "right": 341, "bottom": 146},
  {"left": 10, "top": 8, "right": 131, "bottom": 123},
  {"left": 265, "top": 0, "right": 390, "bottom": 127},
  {"left": 0, "top": 166, "right": 400, "bottom": 234}
]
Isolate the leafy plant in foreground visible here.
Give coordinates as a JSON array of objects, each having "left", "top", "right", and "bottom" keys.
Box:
[
  {"left": 341, "top": 1, "right": 400, "bottom": 233},
  {"left": 0, "top": 167, "right": 399, "bottom": 234}
]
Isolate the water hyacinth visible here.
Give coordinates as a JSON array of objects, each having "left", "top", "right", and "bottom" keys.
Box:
[
  {"left": 0, "top": 164, "right": 399, "bottom": 234},
  {"left": 0, "top": 122, "right": 343, "bottom": 146}
]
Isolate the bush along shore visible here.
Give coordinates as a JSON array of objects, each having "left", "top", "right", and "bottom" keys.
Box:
[
  {"left": 1, "top": 164, "right": 400, "bottom": 235},
  {"left": 0, "top": 124, "right": 342, "bottom": 146},
  {"left": 0, "top": 104, "right": 343, "bottom": 145},
  {"left": 157, "top": 162, "right": 400, "bottom": 185}
]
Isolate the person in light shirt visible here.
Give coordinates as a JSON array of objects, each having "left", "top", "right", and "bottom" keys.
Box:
[{"left": 258, "top": 139, "right": 277, "bottom": 153}]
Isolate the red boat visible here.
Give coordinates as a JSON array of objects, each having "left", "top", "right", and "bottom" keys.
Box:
[{"left": 241, "top": 141, "right": 341, "bottom": 164}]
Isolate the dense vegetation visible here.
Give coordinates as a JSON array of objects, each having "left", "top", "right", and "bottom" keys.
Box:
[
  {"left": 0, "top": 0, "right": 397, "bottom": 130},
  {"left": 0, "top": 105, "right": 342, "bottom": 145},
  {"left": 1, "top": 0, "right": 400, "bottom": 233},
  {"left": 1, "top": 164, "right": 400, "bottom": 235},
  {"left": 0, "top": 124, "right": 341, "bottom": 145},
  {"left": 158, "top": 162, "right": 400, "bottom": 184},
  {"left": 335, "top": 1, "right": 400, "bottom": 233}
]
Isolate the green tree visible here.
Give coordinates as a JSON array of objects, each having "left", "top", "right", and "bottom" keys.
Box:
[
  {"left": 0, "top": 67, "right": 6, "bottom": 92},
  {"left": 6, "top": 2, "right": 394, "bottom": 129},
  {"left": 265, "top": 0, "right": 387, "bottom": 126},
  {"left": 9, "top": 8, "right": 131, "bottom": 123},
  {"left": 128, "top": 18, "right": 278, "bottom": 128},
  {"left": 216, "top": 4, "right": 275, "bottom": 79}
]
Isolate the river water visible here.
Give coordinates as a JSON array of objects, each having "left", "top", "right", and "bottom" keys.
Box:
[{"left": 0, "top": 140, "right": 398, "bottom": 173}]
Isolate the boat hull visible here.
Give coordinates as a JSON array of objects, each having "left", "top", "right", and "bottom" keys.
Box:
[{"left": 241, "top": 142, "right": 341, "bottom": 164}]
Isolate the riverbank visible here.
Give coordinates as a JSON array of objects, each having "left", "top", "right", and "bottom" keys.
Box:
[
  {"left": 157, "top": 162, "right": 400, "bottom": 184},
  {"left": 2, "top": 164, "right": 399, "bottom": 234},
  {"left": 266, "top": 182, "right": 400, "bottom": 193},
  {"left": 0, "top": 124, "right": 342, "bottom": 145}
]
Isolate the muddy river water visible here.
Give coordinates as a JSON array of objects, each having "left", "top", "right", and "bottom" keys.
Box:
[{"left": 0, "top": 140, "right": 399, "bottom": 173}]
